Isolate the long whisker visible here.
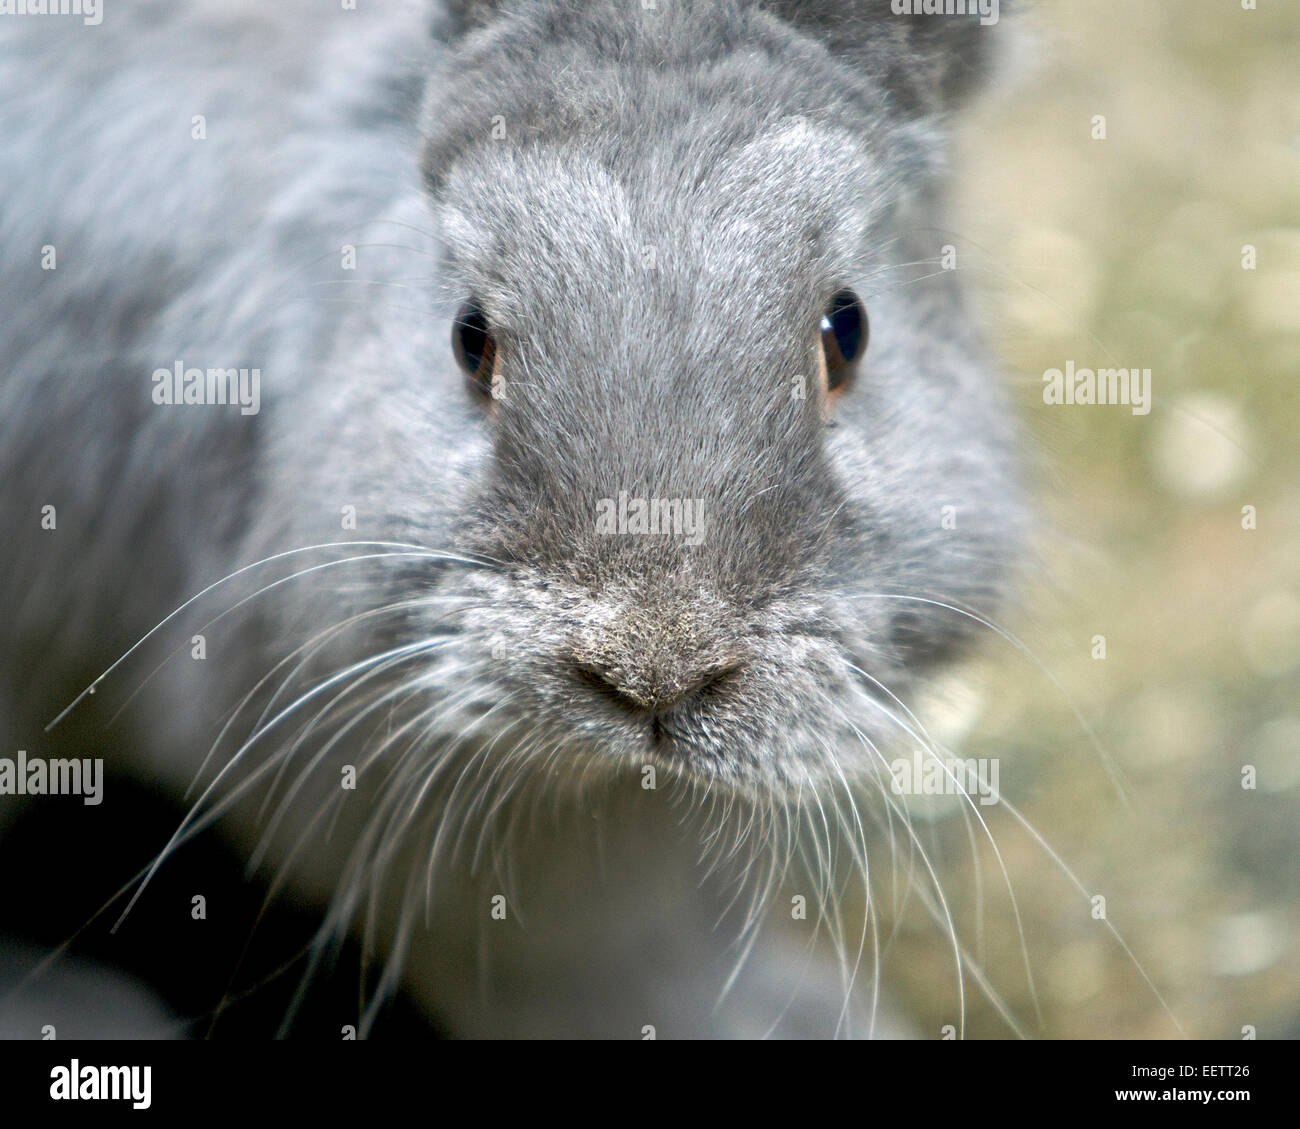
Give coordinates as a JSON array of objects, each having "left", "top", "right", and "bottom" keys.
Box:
[
  {"left": 845, "top": 662, "right": 1042, "bottom": 1028},
  {"left": 45, "top": 541, "right": 489, "bottom": 731},
  {"left": 844, "top": 591, "right": 1131, "bottom": 805},
  {"left": 109, "top": 637, "right": 452, "bottom": 931}
]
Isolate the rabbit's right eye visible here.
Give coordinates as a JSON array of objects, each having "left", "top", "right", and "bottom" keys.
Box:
[
  {"left": 452, "top": 299, "right": 496, "bottom": 395},
  {"left": 820, "top": 289, "right": 868, "bottom": 393}
]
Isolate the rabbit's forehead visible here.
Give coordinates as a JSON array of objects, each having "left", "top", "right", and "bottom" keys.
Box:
[{"left": 438, "top": 121, "right": 885, "bottom": 339}]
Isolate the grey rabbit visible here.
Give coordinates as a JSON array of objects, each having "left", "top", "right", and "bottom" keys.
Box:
[{"left": 0, "top": 0, "right": 1025, "bottom": 1038}]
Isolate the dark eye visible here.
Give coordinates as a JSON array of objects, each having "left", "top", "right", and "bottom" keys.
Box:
[
  {"left": 452, "top": 299, "right": 496, "bottom": 394},
  {"left": 820, "top": 289, "right": 868, "bottom": 391}
]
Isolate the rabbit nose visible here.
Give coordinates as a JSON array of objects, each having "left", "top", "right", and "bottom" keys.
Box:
[{"left": 570, "top": 658, "right": 744, "bottom": 714}]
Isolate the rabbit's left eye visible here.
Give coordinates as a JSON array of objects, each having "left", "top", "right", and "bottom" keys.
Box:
[
  {"left": 820, "top": 289, "right": 868, "bottom": 392},
  {"left": 452, "top": 298, "right": 496, "bottom": 397}
]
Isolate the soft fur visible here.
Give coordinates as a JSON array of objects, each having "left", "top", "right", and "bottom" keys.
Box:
[{"left": 0, "top": 0, "right": 1024, "bottom": 1037}]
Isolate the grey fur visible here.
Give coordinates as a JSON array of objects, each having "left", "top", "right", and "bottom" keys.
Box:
[{"left": 0, "top": 0, "right": 1025, "bottom": 1037}]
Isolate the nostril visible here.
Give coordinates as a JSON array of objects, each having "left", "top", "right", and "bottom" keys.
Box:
[
  {"left": 568, "top": 659, "right": 744, "bottom": 715},
  {"left": 689, "top": 661, "right": 743, "bottom": 700},
  {"left": 570, "top": 662, "right": 650, "bottom": 713}
]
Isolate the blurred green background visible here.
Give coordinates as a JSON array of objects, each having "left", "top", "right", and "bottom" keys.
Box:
[{"left": 880, "top": 0, "right": 1299, "bottom": 1038}]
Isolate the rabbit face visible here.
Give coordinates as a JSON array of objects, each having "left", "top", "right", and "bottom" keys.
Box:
[{"left": 378, "top": 2, "right": 1027, "bottom": 791}]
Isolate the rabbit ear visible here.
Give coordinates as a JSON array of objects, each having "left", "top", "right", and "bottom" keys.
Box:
[
  {"left": 436, "top": 0, "right": 502, "bottom": 36},
  {"left": 760, "top": 0, "right": 1012, "bottom": 114},
  {"left": 436, "top": 2, "right": 1010, "bottom": 113}
]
